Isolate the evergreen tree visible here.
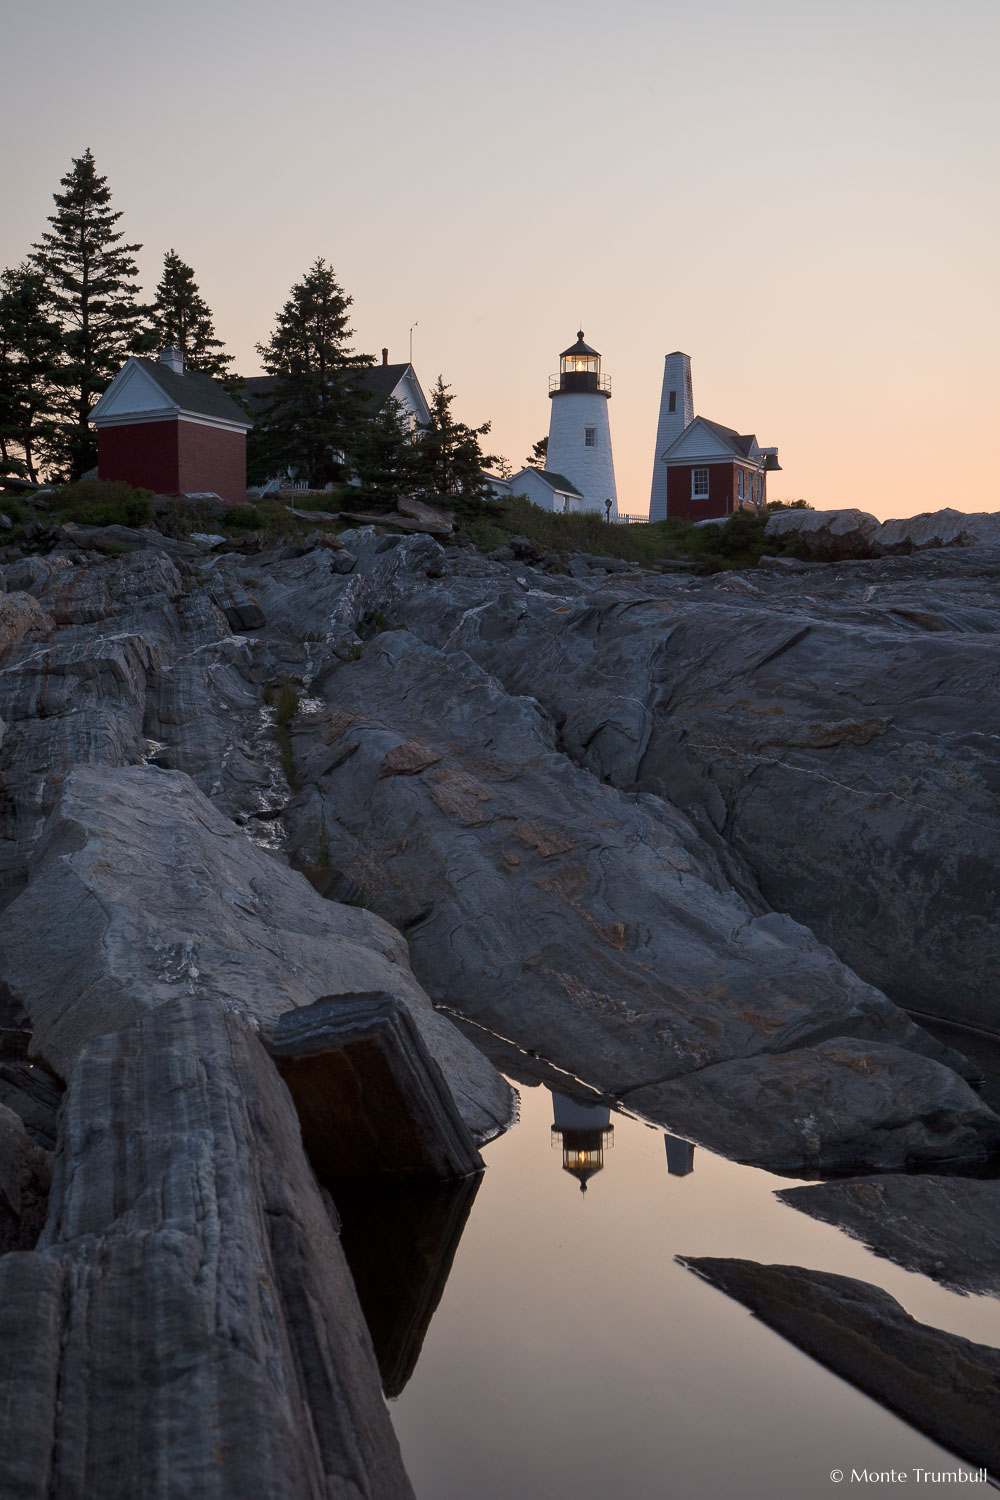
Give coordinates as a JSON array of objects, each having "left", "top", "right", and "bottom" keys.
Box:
[
  {"left": 0, "top": 267, "right": 64, "bottom": 481},
  {"left": 31, "top": 149, "right": 151, "bottom": 478},
  {"left": 253, "top": 258, "right": 373, "bottom": 488},
  {"left": 151, "top": 250, "right": 233, "bottom": 377},
  {"left": 349, "top": 395, "right": 416, "bottom": 505},
  {"left": 525, "top": 435, "right": 548, "bottom": 469},
  {"left": 412, "top": 376, "right": 498, "bottom": 508}
]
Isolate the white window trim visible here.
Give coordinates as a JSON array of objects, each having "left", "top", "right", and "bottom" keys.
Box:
[{"left": 691, "top": 467, "right": 709, "bottom": 498}]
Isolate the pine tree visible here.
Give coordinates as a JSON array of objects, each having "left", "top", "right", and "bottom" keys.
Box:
[
  {"left": 0, "top": 267, "right": 65, "bottom": 481},
  {"left": 151, "top": 250, "right": 233, "bottom": 377},
  {"left": 349, "top": 395, "right": 416, "bottom": 505},
  {"left": 252, "top": 258, "right": 373, "bottom": 489},
  {"left": 412, "top": 376, "right": 498, "bottom": 509},
  {"left": 31, "top": 149, "right": 151, "bottom": 478}
]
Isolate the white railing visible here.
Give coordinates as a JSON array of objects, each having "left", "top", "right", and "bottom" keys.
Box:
[{"left": 612, "top": 512, "right": 650, "bottom": 525}]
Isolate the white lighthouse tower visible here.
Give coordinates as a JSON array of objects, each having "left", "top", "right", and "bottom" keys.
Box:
[
  {"left": 648, "top": 351, "right": 694, "bottom": 521},
  {"left": 545, "top": 331, "right": 618, "bottom": 516}
]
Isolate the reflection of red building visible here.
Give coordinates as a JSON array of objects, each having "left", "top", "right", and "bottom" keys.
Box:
[
  {"left": 549, "top": 1088, "right": 614, "bottom": 1194},
  {"left": 90, "top": 348, "right": 252, "bottom": 504}
]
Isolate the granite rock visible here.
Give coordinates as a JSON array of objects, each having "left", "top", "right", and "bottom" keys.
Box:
[
  {"left": 0, "top": 996, "right": 414, "bottom": 1500},
  {"left": 0, "top": 1101, "right": 51, "bottom": 1252},
  {"left": 0, "top": 762, "right": 512, "bottom": 1142},
  {"left": 778, "top": 1174, "right": 1000, "bottom": 1296},
  {"left": 765, "top": 506, "right": 882, "bottom": 557},
  {"left": 629, "top": 1037, "right": 1000, "bottom": 1171},
  {"left": 681, "top": 1256, "right": 1000, "bottom": 1478}
]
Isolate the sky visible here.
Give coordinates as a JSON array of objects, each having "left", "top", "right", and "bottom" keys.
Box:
[{"left": 2, "top": 0, "right": 997, "bottom": 520}]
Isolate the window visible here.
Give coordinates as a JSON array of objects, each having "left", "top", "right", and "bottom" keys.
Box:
[
  {"left": 738, "top": 470, "right": 744, "bottom": 499},
  {"left": 584, "top": 427, "right": 596, "bottom": 447},
  {"left": 692, "top": 468, "right": 709, "bottom": 498},
  {"left": 668, "top": 390, "right": 677, "bottom": 413}
]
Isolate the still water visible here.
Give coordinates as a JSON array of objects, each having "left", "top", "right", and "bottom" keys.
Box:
[{"left": 368, "top": 1076, "right": 1000, "bottom": 1500}]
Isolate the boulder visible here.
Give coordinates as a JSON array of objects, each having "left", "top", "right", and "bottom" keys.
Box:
[
  {"left": 0, "top": 996, "right": 414, "bottom": 1500},
  {"left": 681, "top": 1256, "right": 1000, "bottom": 1478},
  {"left": 396, "top": 497, "right": 454, "bottom": 534},
  {"left": 778, "top": 1174, "right": 1000, "bottom": 1296},
  {"left": 0, "top": 763, "right": 512, "bottom": 1142},
  {"left": 764, "top": 506, "right": 882, "bottom": 557},
  {"left": 876, "top": 507, "right": 1000, "bottom": 553}
]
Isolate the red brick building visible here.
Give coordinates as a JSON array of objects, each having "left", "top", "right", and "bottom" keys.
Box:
[
  {"left": 658, "top": 415, "right": 780, "bottom": 524},
  {"left": 90, "top": 349, "right": 251, "bottom": 503}
]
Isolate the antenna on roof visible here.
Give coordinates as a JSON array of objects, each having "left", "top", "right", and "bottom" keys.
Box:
[{"left": 409, "top": 322, "right": 418, "bottom": 364}]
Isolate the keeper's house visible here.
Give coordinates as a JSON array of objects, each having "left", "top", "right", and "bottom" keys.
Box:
[{"left": 90, "top": 348, "right": 252, "bottom": 504}]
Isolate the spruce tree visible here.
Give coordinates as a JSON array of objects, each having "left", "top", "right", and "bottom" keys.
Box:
[
  {"left": 31, "top": 149, "right": 151, "bottom": 478},
  {"left": 253, "top": 258, "right": 373, "bottom": 488},
  {"left": 412, "top": 376, "right": 498, "bottom": 509},
  {"left": 0, "top": 267, "right": 64, "bottom": 481},
  {"left": 151, "top": 250, "right": 233, "bottom": 377},
  {"left": 349, "top": 395, "right": 416, "bottom": 506}
]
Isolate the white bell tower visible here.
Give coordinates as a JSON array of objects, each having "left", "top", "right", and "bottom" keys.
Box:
[
  {"left": 545, "top": 331, "right": 618, "bottom": 515},
  {"left": 648, "top": 351, "right": 694, "bottom": 521}
]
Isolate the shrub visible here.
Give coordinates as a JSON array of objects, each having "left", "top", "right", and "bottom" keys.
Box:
[
  {"left": 222, "top": 504, "right": 268, "bottom": 531},
  {"left": 48, "top": 479, "right": 154, "bottom": 528}
]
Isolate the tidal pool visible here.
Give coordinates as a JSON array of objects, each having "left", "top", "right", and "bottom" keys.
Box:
[{"left": 372, "top": 1075, "right": 1000, "bottom": 1500}]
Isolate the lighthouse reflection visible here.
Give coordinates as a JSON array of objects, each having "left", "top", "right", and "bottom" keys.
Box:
[{"left": 549, "top": 1087, "right": 615, "bottom": 1194}]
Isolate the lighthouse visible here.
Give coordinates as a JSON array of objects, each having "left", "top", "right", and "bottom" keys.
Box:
[{"left": 544, "top": 331, "right": 618, "bottom": 516}]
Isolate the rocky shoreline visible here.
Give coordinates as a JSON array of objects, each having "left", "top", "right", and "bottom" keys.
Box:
[{"left": 0, "top": 508, "right": 997, "bottom": 1491}]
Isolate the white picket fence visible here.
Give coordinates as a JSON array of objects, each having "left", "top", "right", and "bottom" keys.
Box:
[{"left": 613, "top": 512, "right": 650, "bottom": 525}]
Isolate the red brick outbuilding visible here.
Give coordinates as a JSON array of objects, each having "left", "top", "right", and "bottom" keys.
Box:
[
  {"left": 90, "top": 349, "right": 251, "bottom": 504},
  {"left": 658, "top": 415, "right": 780, "bottom": 524}
]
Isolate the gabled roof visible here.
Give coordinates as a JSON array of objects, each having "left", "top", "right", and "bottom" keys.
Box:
[
  {"left": 560, "top": 331, "right": 600, "bottom": 359},
  {"left": 242, "top": 362, "right": 426, "bottom": 418},
  {"left": 697, "top": 418, "right": 758, "bottom": 458},
  {"left": 357, "top": 363, "right": 414, "bottom": 401},
  {"left": 661, "top": 415, "right": 760, "bottom": 463},
  {"left": 91, "top": 357, "right": 252, "bottom": 430},
  {"left": 511, "top": 467, "right": 583, "bottom": 497}
]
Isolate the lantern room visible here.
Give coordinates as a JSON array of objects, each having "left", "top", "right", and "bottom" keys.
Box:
[{"left": 554, "top": 332, "right": 608, "bottom": 395}]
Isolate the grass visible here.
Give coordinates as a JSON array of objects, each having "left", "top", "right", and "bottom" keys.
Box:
[{"left": 460, "top": 495, "right": 814, "bottom": 572}]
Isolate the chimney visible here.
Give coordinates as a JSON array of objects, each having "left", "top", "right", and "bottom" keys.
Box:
[
  {"left": 160, "top": 347, "right": 184, "bottom": 376},
  {"left": 382, "top": 347, "right": 389, "bottom": 366}
]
